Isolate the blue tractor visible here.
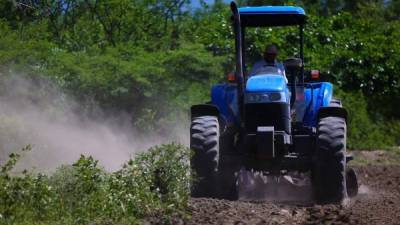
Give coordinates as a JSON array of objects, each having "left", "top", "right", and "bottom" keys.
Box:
[{"left": 190, "top": 2, "right": 358, "bottom": 204}]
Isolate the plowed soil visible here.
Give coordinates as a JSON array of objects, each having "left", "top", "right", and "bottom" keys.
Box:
[{"left": 188, "top": 165, "right": 400, "bottom": 225}]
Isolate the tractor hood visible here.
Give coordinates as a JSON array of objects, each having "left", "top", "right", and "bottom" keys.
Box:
[{"left": 246, "top": 74, "right": 287, "bottom": 93}]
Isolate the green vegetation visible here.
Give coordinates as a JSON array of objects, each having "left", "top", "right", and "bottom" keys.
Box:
[
  {"left": 1, "top": 0, "right": 399, "bottom": 149},
  {"left": 0, "top": 1, "right": 399, "bottom": 224},
  {"left": 0, "top": 144, "right": 191, "bottom": 224}
]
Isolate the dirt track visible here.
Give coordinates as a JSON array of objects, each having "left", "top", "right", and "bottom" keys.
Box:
[{"left": 188, "top": 165, "right": 400, "bottom": 225}]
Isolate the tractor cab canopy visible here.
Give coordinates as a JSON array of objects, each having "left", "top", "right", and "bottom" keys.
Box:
[
  {"left": 230, "top": 1, "right": 307, "bottom": 114},
  {"left": 238, "top": 6, "right": 306, "bottom": 27}
]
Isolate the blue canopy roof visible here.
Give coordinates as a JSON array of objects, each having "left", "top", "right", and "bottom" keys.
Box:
[
  {"left": 239, "top": 6, "right": 305, "bottom": 15},
  {"left": 238, "top": 6, "right": 306, "bottom": 27}
]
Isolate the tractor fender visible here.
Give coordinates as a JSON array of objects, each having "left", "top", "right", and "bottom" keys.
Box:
[
  {"left": 191, "top": 104, "right": 230, "bottom": 134},
  {"left": 191, "top": 104, "right": 220, "bottom": 119},
  {"left": 317, "top": 106, "right": 348, "bottom": 122}
]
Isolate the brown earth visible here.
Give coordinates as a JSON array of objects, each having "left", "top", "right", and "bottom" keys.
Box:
[{"left": 187, "top": 164, "right": 400, "bottom": 225}]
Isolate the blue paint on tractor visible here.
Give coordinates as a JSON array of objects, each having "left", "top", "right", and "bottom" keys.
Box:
[
  {"left": 211, "top": 83, "right": 239, "bottom": 126},
  {"left": 211, "top": 80, "right": 333, "bottom": 127},
  {"left": 239, "top": 6, "right": 305, "bottom": 15},
  {"left": 246, "top": 75, "right": 287, "bottom": 92},
  {"left": 238, "top": 5, "right": 307, "bottom": 27},
  {"left": 303, "top": 82, "right": 333, "bottom": 126}
]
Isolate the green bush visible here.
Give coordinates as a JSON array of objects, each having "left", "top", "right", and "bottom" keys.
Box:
[
  {"left": 336, "top": 90, "right": 400, "bottom": 150},
  {"left": 0, "top": 143, "right": 190, "bottom": 225},
  {"left": 0, "top": 1, "right": 399, "bottom": 150}
]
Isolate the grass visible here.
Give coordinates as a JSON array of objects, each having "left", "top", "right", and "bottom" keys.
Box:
[{"left": 0, "top": 143, "right": 191, "bottom": 225}]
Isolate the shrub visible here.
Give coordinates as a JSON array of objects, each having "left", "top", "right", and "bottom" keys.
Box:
[
  {"left": 0, "top": 143, "right": 190, "bottom": 225},
  {"left": 336, "top": 90, "right": 400, "bottom": 150}
]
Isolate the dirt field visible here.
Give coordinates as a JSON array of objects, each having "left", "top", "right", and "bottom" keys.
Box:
[{"left": 187, "top": 152, "right": 400, "bottom": 225}]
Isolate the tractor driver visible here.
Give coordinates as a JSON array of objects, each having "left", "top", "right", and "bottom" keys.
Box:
[{"left": 249, "top": 44, "right": 287, "bottom": 82}]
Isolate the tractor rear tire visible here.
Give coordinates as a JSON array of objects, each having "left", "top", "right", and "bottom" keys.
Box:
[
  {"left": 190, "top": 116, "right": 220, "bottom": 198},
  {"left": 314, "top": 116, "right": 347, "bottom": 204}
]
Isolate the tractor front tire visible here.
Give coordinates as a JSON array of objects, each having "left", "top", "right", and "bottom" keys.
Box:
[
  {"left": 190, "top": 116, "right": 220, "bottom": 198},
  {"left": 314, "top": 116, "right": 347, "bottom": 204}
]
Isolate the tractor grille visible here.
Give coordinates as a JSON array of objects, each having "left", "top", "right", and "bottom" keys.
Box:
[{"left": 244, "top": 103, "right": 291, "bottom": 134}]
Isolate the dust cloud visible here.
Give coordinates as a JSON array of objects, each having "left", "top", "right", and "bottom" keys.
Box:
[
  {"left": 0, "top": 73, "right": 189, "bottom": 172},
  {"left": 358, "top": 185, "right": 373, "bottom": 195}
]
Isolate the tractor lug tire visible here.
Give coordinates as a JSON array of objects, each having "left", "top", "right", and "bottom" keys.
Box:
[
  {"left": 190, "top": 116, "right": 220, "bottom": 198},
  {"left": 314, "top": 116, "right": 347, "bottom": 204},
  {"left": 190, "top": 115, "right": 239, "bottom": 199},
  {"left": 346, "top": 167, "right": 358, "bottom": 198}
]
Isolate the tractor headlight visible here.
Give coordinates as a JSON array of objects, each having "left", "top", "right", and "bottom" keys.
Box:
[
  {"left": 268, "top": 92, "right": 282, "bottom": 101},
  {"left": 245, "top": 92, "right": 286, "bottom": 103}
]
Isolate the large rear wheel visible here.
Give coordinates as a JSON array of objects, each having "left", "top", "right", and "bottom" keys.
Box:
[
  {"left": 190, "top": 116, "right": 220, "bottom": 197},
  {"left": 314, "top": 116, "right": 347, "bottom": 204},
  {"left": 190, "top": 115, "right": 238, "bottom": 199}
]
